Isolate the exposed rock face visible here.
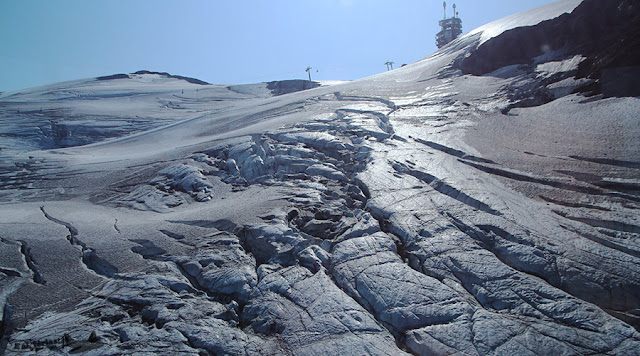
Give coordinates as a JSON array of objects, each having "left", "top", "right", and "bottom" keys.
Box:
[
  {"left": 461, "top": 0, "right": 640, "bottom": 78},
  {"left": 458, "top": 0, "right": 640, "bottom": 113},
  {"left": 1, "top": 0, "right": 640, "bottom": 355},
  {"left": 267, "top": 80, "right": 321, "bottom": 96}
]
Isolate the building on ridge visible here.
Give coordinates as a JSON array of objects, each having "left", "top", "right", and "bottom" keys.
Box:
[{"left": 436, "top": 2, "right": 463, "bottom": 49}]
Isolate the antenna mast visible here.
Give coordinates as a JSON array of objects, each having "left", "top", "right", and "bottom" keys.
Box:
[
  {"left": 306, "top": 66, "right": 312, "bottom": 82},
  {"left": 435, "top": 2, "right": 463, "bottom": 49}
]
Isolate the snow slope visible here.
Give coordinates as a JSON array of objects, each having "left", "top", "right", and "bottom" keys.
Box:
[{"left": 1, "top": 0, "right": 639, "bottom": 354}]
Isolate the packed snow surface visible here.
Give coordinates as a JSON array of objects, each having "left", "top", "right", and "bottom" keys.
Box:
[{"left": 1, "top": 0, "right": 639, "bottom": 354}]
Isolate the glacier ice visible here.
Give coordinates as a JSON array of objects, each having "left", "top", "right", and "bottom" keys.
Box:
[{"left": 1, "top": 0, "right": 640, "bottom": 354}]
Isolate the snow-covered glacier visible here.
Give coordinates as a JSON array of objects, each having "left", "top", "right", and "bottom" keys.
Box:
[{"left": 1, "top": 0, "right": 639, "bottom": 354}]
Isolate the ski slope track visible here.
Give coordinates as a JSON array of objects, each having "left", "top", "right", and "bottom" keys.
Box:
[{"left": 1, "top": 0, "right": 639, "bottom": 354}]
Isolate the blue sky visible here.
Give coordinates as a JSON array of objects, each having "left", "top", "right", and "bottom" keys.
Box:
[{"left": 1, "top": 0, "right": 562, "bottom": 92}]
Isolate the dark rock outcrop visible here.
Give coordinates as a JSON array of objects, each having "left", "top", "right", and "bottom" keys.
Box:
[
  {"left": 96, "top": 73, "right": 130, "bottom": 81},
  {"left": 461, "top": 0, "right": 640, "bottom": 98},
  {"left": 266, "top": 80, "right": 320, "bottom": 96}
]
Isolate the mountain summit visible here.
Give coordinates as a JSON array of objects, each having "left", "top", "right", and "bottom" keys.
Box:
[{"left": 1, "top": 0, "right": 639, "bottom": 354}]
